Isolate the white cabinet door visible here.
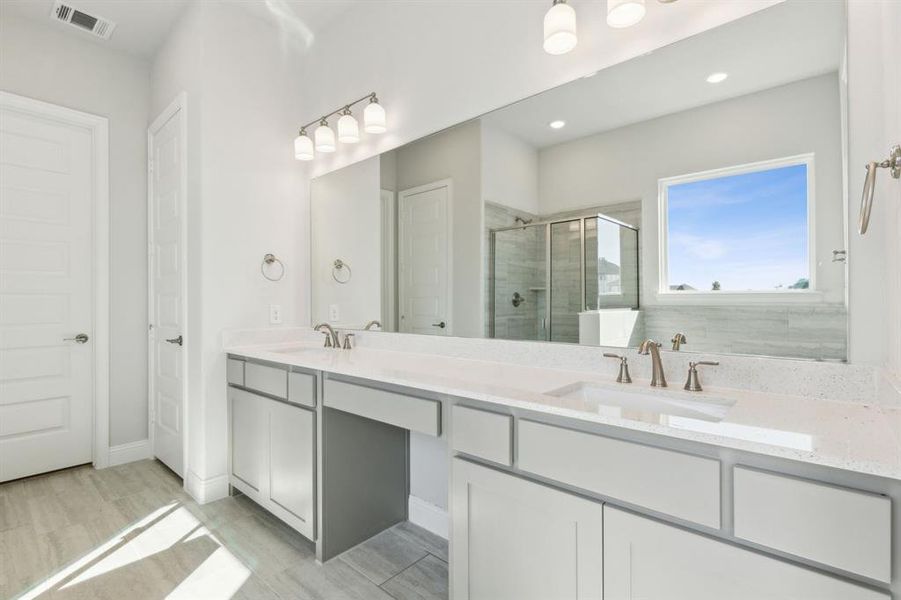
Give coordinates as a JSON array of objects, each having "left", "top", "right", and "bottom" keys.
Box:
[
  {"left": 268, "top": 399, "right": 314, "bottom": 538},
  {"left": 230, "top": 388, "right": 265, "bottom": 494},
  {"left": 452, "top": 459, "right": 603, "bottom": 600},
  {"left": 603, "top": 506, "right": 889, "bottom": 600}
]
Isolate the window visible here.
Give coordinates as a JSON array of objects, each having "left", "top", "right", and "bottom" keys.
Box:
[{"left": 659, "top": 155, "right": 813, "bottom": 296}]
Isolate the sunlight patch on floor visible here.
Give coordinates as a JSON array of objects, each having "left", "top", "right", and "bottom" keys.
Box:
[{"left": 20, "top": 500, "right": 250, "bottom": 599}]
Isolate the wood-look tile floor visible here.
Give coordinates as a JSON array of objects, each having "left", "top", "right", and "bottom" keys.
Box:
[{"left": 0, "top": 460, "right": 448, "bottom": 600}]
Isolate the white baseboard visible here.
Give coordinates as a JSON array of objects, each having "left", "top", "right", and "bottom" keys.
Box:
[
  {"left": 108, "top": 439, "right": 152, "bottom": 467},
  {"left": 185, "top": 470, "right": 229, "bottom": 504},
  {"left": 408, "top": 495, "right": 449, "bottom": 540}
]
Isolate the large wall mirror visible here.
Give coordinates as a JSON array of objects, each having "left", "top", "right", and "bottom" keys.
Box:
[{"left": 310, "top": 0, "right": 848, "bottom": 361}]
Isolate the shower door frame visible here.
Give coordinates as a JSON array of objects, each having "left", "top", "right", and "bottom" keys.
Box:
[{"left": 489, "top": 212, "right": 639, "bottom": 342}]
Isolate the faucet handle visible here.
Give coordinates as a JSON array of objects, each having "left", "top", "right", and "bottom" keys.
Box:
[
  {"left": 684, "top": 361, "right": 719, "bottom": 392},
  {"left": 603, "top": 353, "right": 632, "bottom": 384},
  {"left": 320, "top": 331, "right": 334, "bottom": 348},
  {"left": 342, "top": 333, "right": 355, "bottom": 350}
]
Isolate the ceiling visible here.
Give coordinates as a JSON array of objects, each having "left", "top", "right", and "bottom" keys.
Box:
[
  {"left": 0, "top": 0, "right": 190, "bottom": 58},
  {"left": 480, "top": 0, "right": 845, "bottom": 149},
  {"left": 0, "top": 0, "right": 360, "bottom": 59}
]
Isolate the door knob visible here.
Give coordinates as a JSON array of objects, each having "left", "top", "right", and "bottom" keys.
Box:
[
  {"left": 166, "top": 335, "right": 183, "bottom": 346},
  {"left": 431, "top": 321, "right": 446, "bottom": 329},
  {"left": 63, "top": 333, "right": 89, "bottom": 344}
]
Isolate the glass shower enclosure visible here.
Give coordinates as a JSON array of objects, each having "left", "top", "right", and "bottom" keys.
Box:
[{"left": 489, "top": 213, "right": 639, "bottom": 343}]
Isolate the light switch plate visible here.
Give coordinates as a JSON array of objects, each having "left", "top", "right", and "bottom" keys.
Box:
[
  {"left": 329, "top": 304, "right": 340, "bottom": 322},
  {"left": 269, "top": 304, "right": 282, "bottom": 324}
]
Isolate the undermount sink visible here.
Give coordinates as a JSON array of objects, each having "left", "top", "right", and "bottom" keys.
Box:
[
  {"left": 545, "top": 381, "right": 735, "bottom": 422},
  {"left": 270, "top": 344, "right": 330, "bottom": 355}
]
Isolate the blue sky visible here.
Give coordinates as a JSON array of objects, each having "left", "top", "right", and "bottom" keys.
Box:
[{"left": 667, "top": 163, "right": 809, "bottom": 291}]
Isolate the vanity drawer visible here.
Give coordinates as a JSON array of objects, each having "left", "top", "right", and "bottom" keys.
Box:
[
  {"left": 226, "top": 358, "right": 245, "bottom": 386},
  {"left": 733, "top": 467, "right": 891, "bottom": 583},
  {"left": 244, "top": 362, "right": 288, "bottom": 399},
  {"left": 288, "top": 371, "right": 317, "bottom": 408},
  {"left": 518, "top": 420, "right": 720, "bottom": 528},
  {"left": 452, "top": 405, "right": 512, "bottom": 466},
  {"left": 324, "top": 379, "right": 440, "bottom": 436}
]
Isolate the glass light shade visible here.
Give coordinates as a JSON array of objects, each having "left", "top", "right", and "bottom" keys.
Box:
[
  {"left": 314, "top": 123, "right": 336, "bottom": 152},
  {"left": 364, "top": 101, "right": 387, "bottom": 134},
  {"left": 606, "top": 0, "right": 645, "bottom": 28},
  {"left": 543, "top": 1, "right": 577, "bottom": 55},
  {"left": 294, "top": 133, "right": 314, "bottom": 161},
  {"left": 337, "top": 113, "right": 360, "bottom": 143}
]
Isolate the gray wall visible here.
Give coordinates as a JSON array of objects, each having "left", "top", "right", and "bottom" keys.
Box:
[
  {"left": 395, "top": 120, "right": 483, "bottom": 338},
  {"left": 0, "top": 14, "right": 150, "bottom": 446}
]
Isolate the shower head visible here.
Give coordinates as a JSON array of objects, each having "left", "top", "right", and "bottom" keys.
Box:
[{"left": 514, "top": 216, "right": 533, "bottom": 226}]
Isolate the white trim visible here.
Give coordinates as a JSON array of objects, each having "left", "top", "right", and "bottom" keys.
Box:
[
  {"left": 147, "top": 92, "right": 189, "bottom": 479},
  {"left": 185, "top": 470, "right": 229, "bottom": 505},
  {"left": 398, "top": 179, "right": 454, "bottom": 335},
  {"left": 0, "top": 91, "right": 111, "bottom": 470},
  {"left": 657, "top": 153, "right": 817, "bottom": 301},
  {"left": 108, "top": 439, "right": 152, "bottom": 466},
  {"left": 408, "top": 495, "right": 449, "bottom": 540}
]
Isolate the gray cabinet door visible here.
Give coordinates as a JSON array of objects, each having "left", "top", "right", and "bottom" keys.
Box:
[
  {"left": 230, "top": 388, "right": 265, "bottom": 493},
  {"left": 268, "top": 400, "right": 315, "bottom": 537},
  {"left": 603, "top": 506, "right": 889, "bottom": 600},
  {"left": 451, "top": 458, "right": 603, "bottom": 600}
]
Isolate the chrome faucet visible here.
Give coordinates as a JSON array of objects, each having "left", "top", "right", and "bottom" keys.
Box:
[
  {"left": 314, "top": 323, "right": 340, "bottom": 348},
  {"left": 638, "top": 339, "right": 667, "bottom": 387},
  {"left": 671, "top": 332, "right": 687, "bottom": 351},
  {"left": 363, "top": 320, "right": 382, "bottom": 331}
]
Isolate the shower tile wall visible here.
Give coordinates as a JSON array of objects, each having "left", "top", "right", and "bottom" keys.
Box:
[{"left": 485, "top": 203, "right": 545, "bottom": 340}]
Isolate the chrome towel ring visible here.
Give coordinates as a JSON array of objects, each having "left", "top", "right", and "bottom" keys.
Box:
[
  {"left": 261, "top": 253, "right": 285, "bottom": 281},
  {"left": 332, "top": 259, "right": 352, "bottom": 284},
  {"left": 858, "top": 143, "right": 900, "bottom": 235}
]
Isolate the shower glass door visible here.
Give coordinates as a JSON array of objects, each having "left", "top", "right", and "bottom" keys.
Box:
[
  {"left": 490, "top": 225, "right": 548, "bottom": 341},
  {"left": 549, "top": 220, "right": 583, "bottom": 343}
]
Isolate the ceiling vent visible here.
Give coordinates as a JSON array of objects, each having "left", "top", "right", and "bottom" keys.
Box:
[{"left": 51, "top": 1, "right": 116, "bottom": 40}]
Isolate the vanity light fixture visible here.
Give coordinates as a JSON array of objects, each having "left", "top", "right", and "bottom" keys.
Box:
[
  {"left": 314, "top": 119, "right": 336, "bottom": 153},
  {"left": 364, "top": 95, "right": 387, "bottom": 134},
  {"left": 706, "top": 72, "right": 728, "bottom": 83},
  {"left": 292, "top": 92, "right": 386, "bottom": 160},
  {"left": 549, "top": 120, "right": 566, "bottom": 129},
  {"left": 607, "top": 0, "right": 646, "bottom": 28},
  {"left": 543, "top": 0, "right": 578, "bottom": 55},
  {"left": 294, "top": 128, "right": 314, "bottom": 161},
  {"left": 337, "top": 107, "right": 360, "bottom": 143}
]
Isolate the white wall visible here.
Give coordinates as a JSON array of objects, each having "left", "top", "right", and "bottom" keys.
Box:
[
  {"left": 311, "top": 156, "right": 382, "bottom": 328},
  {"left": 538, "top": 73, "right": 845, "bottom": 305},
  {"left": 481, "top": 123, "right": 539, "bottom": 214},
  {"left": 151, "top": 1, "right": 307, "bottom": 499},
  {"left": 300, "top": 1, "right": 780, "bottom": 181},
  {"left": 0, "top": 14, "right": 150, "bottom": 447},
  {"left": 395, "top": 121, "right": 484, "bottom": 338},
  {"left": 846, "top": 1, "right": 897, "bottom": 367}
]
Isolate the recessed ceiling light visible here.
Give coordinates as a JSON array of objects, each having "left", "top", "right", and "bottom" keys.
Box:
[
  {"left": 706, "top": 72, "right": 728, "bottom": 84},
  {"left": 549, "top": 120, "right": 566, "bottom": 129}
]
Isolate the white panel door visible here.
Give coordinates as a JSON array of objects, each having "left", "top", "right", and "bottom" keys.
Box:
[
  {"left": 149, "top": 104, "right": 185, "bottom": 477},
  {"left": 452, "top": 458, "right": 604, "bottom": 600},
  {"left": 399, "top": 181, "right": 451, "bottom": 335},
  {"left": 0, "top": 103, "right": 94, "bottom": 481},
  {"left": 603, "top": 506, "right": 889, "bottom": 600}
]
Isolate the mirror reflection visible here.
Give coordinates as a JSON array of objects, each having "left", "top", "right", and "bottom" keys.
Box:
[{"left": 311, "top": 0, "right": 847, "bottom": 361}]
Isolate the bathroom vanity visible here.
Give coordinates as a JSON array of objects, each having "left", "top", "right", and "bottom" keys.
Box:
[{"left": 224, "top": 337, "right": 899, "bottom": 599}]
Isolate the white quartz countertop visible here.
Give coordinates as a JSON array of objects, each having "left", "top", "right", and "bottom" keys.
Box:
[{"left": 226, "top": 341, "right": 901, "bottom": 481}]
